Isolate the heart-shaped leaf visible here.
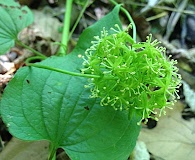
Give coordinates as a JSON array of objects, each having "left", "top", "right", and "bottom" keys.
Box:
[
  {"left": 0, "top": 0, "right": 33, "bottom": 54},
  {"left": 1, "top": 5, "right": 141, "bottom": 160}
]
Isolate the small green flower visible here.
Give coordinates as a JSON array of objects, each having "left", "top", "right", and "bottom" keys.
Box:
[{"left": 82, "top": 25, "right": 181, "bottom": 124}]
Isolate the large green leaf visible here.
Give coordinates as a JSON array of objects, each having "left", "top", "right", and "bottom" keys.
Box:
[
  {"left": 0, "top": 5, "right": 141, "bottom": 160},
  {"left": 0, "top": 0, "right": 33, "bottom": 54}
]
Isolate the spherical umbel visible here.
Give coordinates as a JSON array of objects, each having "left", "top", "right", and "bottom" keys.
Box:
[{"left": 82, "top": 25, "right": 181, "bottom": 124}]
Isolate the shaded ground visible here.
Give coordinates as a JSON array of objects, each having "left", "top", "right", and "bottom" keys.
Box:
[{"left": 0, "top": 0, "right": 195, "bottom": 159}]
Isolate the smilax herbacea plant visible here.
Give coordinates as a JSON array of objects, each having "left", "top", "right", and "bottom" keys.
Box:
[
  {"left": 81, "top": 25, "right": 181, "bottom": 124},
  {"left": 0, "top": 0, "right": 181, "bottom": 160}
]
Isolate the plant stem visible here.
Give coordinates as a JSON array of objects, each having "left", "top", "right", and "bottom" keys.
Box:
[
  {"left": 16, "top": 39, "right": 47, "bottom": 59},
  {"left": 48, "top": 150, "right": 56, "bottom": 160},
  {"left": 25, "top": 59, "right": 118, "bottom": 80},
  {"left": 26, "top": 60, "right": 99, "bottom": 79},
  {"left": 58, "top": 0, "right": 73, "bottom": 55},
  {"left": 25, "top": 56, "right": 46, "bottom": 63},
  {"left": 48, "top": 143, "right": 56, "bottom": 160},
  {"left": 109, "top": 0, "right": 137, "bottom": 42},
  {"left": 69, "top": 0, "right": 90, "bottom": 40}
]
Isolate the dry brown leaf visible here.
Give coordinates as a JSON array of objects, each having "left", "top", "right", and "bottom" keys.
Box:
[
  {"left": 139, "top": 101, "right": 195, "bottom": 160},
  {"left": 32, "top": 10, "right": 62, "bottom": 41},
  {"left": 0, "top": 138, "right": 49, "bottom": 160}
]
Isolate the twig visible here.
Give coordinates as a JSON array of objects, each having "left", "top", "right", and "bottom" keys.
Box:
[
  {"left": 125, "top": 1, "right": 195, "bottom": 15},
  {"left": 155, "top": 34, "right": 195, "bottom": 62},
  {"left": 164, "top": 0, "right": 189, "bottom": 40}
]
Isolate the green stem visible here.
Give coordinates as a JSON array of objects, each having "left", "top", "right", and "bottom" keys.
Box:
[
  {"left": 109, "top": 0, "right": 137, "bottom": 42},
  {"left": 48, "top": 150, "right": 56, "bottom": 160},
  {"left": 25, "top": 58, "right": 118, "bottom": 80},
  {"left": 69, "top": 0, "right": 90, "bottom": 40},
  {"left": 16, "top": 39, "right": 47, "bottom": 59},
  {"left": 25, "top": 59, "right": 100, "bottom": 79},
  {"left": 58, "top": 0, "right": 73, "bottom": 55},
  {"left": 48, "top": 143, "right": 56, "bottom": 160},
  {"left": 25, "top": 56, "right": 46, "bottom": 63}
]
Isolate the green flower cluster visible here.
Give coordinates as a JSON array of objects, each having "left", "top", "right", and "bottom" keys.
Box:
[{"left": 81, "top": 25, "right": 181, "bottom": 124}]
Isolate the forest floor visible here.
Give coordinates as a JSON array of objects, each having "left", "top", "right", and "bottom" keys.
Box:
[{"left": 0, "top": 0, "right": 195, "bottom": 160}]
